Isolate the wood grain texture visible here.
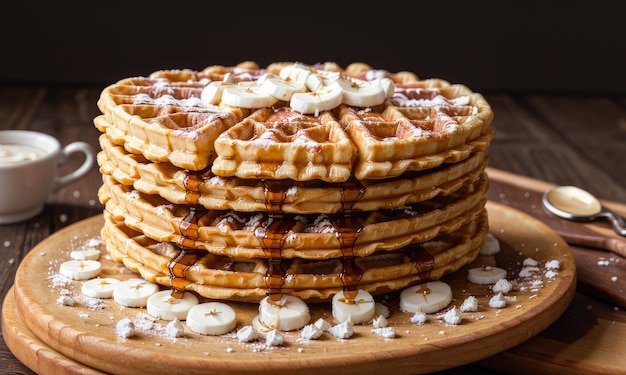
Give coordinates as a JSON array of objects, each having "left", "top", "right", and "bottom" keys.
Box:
[
  {"left": 5, "top": 203, "right": 575, "bottom": 375},
  {"left": 486, "top": 167, "right": 626, "bottom": 309}
]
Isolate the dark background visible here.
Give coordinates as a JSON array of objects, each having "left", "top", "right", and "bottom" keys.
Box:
[{"left": 1, "top": 0, "right": 624, "bottom": 95}]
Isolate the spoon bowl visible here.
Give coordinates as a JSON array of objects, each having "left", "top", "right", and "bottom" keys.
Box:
[{"left": 543, "top": 185, "right": 626, "bottom": 236}]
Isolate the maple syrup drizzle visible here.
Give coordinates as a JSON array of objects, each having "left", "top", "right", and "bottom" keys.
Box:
[
  {"left": 167, "top": 248, "right": 204, "bottom": 298},
  {"left": 334, "top": 214, "right": 365, "bottom": 301},
  {"left": 256, "top": 180, "right": 298, "bottom": 301},
  {"left": 340, "top": 178, "right": 366, "bottom": 211},
  {"left": 167, "top": 205, "right": 206, "bottom": 298},
  {"left": 183, "top": 172, "right": 203, "bottom": 205},
  {"left": 405, "top": 243, "right": 435, "bottom": 279}
]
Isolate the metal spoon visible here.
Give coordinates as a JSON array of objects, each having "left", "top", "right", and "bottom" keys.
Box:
[{"left": 542, "top": 185, "right": 626, "bottom": 236}]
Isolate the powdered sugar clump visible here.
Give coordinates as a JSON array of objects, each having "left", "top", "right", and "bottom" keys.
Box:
[
  {"left": 460, "top": 296, "right": 478, "bottom": 312},
  {"left": 116, "top": 318, "right": 135, "bottom": 338},
  {"left": 443, "top": 306, "right": 462, "bottom": 325},
  {"left": 492, "top": 279, "right": 513, "bottom": 294},
  {"left": 410, "top": 311, "right": 428, "bottom": 324},
  {"left": 328, "top": 321, "right": 354, "bottom": 339},
  {"left": 300, "top": 324, "right": 323, "bottom": 340},
  {"left": 489, "top": 293, "right": 507, "bottom": 309},
  {"left": 166, "top": 318, "right": 185, "bottom": 338}
]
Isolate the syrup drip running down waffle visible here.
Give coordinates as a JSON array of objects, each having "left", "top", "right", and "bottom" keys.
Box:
[{"left": 95, "top": 61, "right": 495, "bottom": 302}]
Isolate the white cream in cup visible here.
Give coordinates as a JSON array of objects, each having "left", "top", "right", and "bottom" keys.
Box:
[{"left": 0, "top": 130, "right": 95, "bottom": 224}]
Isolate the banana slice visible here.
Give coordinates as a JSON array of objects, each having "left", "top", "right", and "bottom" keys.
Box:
[
  {"left": 279, "top": 63, "right": 312, "bottom": 85},
  {"left": 59, "top": 260, "right": 101, "bottom": 280},
  {"left": 258, "top": 295, "right": 311, "bottom": 331},
  {"left": 479, "top": 233, "right": 501, "bottom": 255},
  {"left": 335, "top": 77, "right": 386, "bottom": 107},
  {"left": 81, "top": 277, "right": 120, "bottom": 298},
  {"left": 371, "top": 77, "right": 395, "bottom": 98},
  {"left": 113, "top": 278, "right": 160, "bottom": 307},
  {"left": 467, "top": 266, "right": 508, "bottom": 285},
  {"left": 399, "top": 281, "right": 452, "bottom": 314},
  {"left": 200, "top": 81, "right": 237, "bottom": 105},
  {"left": 186, "top": 302, "right": 237, "bottom": 335},
  {"left": 69, "top": 248, "right": 101, "bottom": 261},
  {"left": 147, "top": 290, "right": 199, "bottom": 321},
  {"left": 221, "top": 85, "right": 278, "bottom": 108},
  {"left": 331, "top": 289, "right": 376, "bottom": 324},
  {"left": 290, "top": 83, "right": 343, "bottom": 114},
  {"left": 257, "top": 73, "right": 306, "bottom": 101}
]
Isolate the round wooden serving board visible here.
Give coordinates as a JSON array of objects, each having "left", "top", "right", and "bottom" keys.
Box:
[{"left": 4, "top": 201, "right": 576, "bottom": 375}]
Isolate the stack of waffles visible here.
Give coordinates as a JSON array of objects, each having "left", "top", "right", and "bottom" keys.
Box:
[{"left": 95, "top": 61, "right": 495, "bottom": 303}]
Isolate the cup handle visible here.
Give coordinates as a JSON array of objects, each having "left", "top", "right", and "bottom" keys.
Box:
[{"left": 53, "top": 141, "right": 95, "bottom": 192}]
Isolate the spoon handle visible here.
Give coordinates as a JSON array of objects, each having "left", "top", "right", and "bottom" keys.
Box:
[{"left": 600, "top": 209, "right": 626, "bottom": 236}]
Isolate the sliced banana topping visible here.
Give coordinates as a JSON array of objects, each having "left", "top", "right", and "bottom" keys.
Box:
[
  {"left": 467, "top": 266, "right": 508, "bottom": 285},
  {"left": 221, "top": 85, "right": 278, "bottom": 109},
  {"left": 279, "top": 63, "right": 313, "bottom": 85},
  {"left": 59, "top": 260, "right": 102, "bottom": 280},
  {"left": 258, "top": 295, "right": 311, "bottom": 331},
  {"left": 200, "top": 81, "right": 237, "bottom": 105},
  {"left": 113, "top": 278, "right": 160, "bottom": 307},
  {"left": 147, "top": 290, "right": 199, "bottom": 321},
  {"left": 331, "top": 289, "right": 376, "bottom": 324},
  {"left": 81, "top": 277, "right": 120, "bottom": 298},
  {"left": 399, "top": 281, "right": 453, "bottom": 314},
  {"left": 186, "top": 302, "right": 237, "bottom": 335},
  {"left": 201, "top": 63, "right": 394, "bottom": 113},
  {"left": 479, "top": 233, "right": 501, "bottom": 255},
  {"left": 290, "top": 83, "right": 343, "bottom": 115},
  {"left": 258, "top": 73, "right": 306, "bottom": 101},
  {"left": 69, "top": 248, "right": 101, "bottom": 261},
  {"left": 335, "top": 76, "right": 387, "bottom": 107}
]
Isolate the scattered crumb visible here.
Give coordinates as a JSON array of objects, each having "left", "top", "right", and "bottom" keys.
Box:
[
  {"left": 492, "top": 279, "right": 513, "bottom": 294},
  {"left": 523, "top": 258, "right": 538, "bottom": 267},
  {"left": 265, "top": 330, "right": 284, "bottom": 346},
  {"left": 410, "top": 311, "right": 427, "bottom": 325},
  {"left": 237, "top": 325, "right": 259, "bottom": 342},
  {"left": 443, "top": 306, "right": 462, "bottom": 325},
  {"left": 56, "top": 295, "right": 74, "bottom": 306},
  {"left": 545, "top": 260, "right": 560, "bottom": 269},
  {"left": 460, "top": 296, "right": 478, "bottom": 312},
  {"left": 166, "top": 318, "right": 185, "bottom": 338},
  {"left": 300, "top": 324, "right": 323, "bottom": 340},
  {"left": 328, "top": 321, "right": 354, "bottom": 339},
  {"left": 545, "top": 270, "right": 558, "bottom": 279},
  {"left": 489, "top": 293, "right": 506, "bottom": 309},
  {"left": 372, "top": 315, "right": 388, "bottom": 329},
  {"left": 313, "top": 318, "right": 331, "bottom": 332},
  {"left": 372, "top": 327, "right": 395, "bottom": 339},
  {"left": 116, "top": 318, "right": 135, "bottom": 338}
]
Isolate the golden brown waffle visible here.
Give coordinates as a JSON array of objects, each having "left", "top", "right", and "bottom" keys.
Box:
[
  {"left": 94, "top": 61, "right": 495, "bottom": 303},
  {"left": 98, "top": 172, "right": 488, "bottom": 260},
  {"left": 101, "top": 208, "right": 488, "bottom": 302},
  {"left": 96, "top": 62, "right": 493, "bottom": 178},
  {"left": 97, "top": 133, "right": 490, "bottom": 214}
]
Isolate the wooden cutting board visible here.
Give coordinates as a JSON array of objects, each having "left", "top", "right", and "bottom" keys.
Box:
[
  {"left": 485, "top": 167, "right": 626, "bottom": 309},
  {"left": 5, "top": 202, "right": 575, "bottom": 375}
]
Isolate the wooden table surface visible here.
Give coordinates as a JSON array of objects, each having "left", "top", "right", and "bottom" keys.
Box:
[{"left": 1, "top": 85, "right": 625, "bottom": 374}]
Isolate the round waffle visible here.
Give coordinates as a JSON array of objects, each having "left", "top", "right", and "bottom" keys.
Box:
[
  {"left": 96, "top": 62, "right": 494, "bottom": 179},
  {"left": 97, "top": 133, "right": 490, "bottom": 214},
  {"left": 101, "top": 208, "right": 489, "bottom": 302},
  {"left": 98, "top": 172, "right": 488, "bottom": 260}
]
